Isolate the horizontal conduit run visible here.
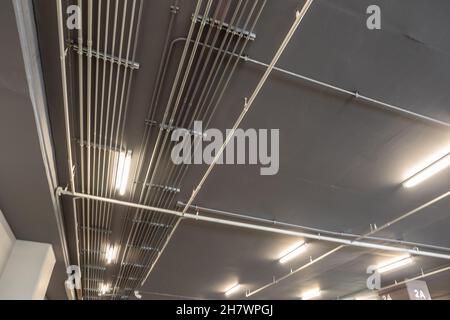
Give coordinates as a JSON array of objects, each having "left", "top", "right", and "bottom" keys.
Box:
[{"left": 57, "top": 188, "right": 450, "bottom": 262}]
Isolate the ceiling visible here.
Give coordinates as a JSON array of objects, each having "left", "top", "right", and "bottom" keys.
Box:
[{"left": 1, "top": 0, "right": 449, "bottom": 299}]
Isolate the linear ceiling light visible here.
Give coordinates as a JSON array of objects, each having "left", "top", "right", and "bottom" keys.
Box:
[
  {"left": 224, "top": 283, "right": 242, "bottom": 297},
  {"left": 301, "top": 288, "right": 321, "bottom": 300},
  {"left": 279, "top": 242, "right": 307, "bottom": 264},
  {"left": 115, "top": 150, "right": 132, "bottom": 195},
  {"left": 377, "top": 255, "right": 413, "bottom": 274},
  {"left": 105, "top": 244, "right": 118, "bottom": 264},
  {"left": 403, "top": 153, "right": 450, "bottom": 188},
  {"left": 99, "top": 283, "right": 110, "bottom": 296}
]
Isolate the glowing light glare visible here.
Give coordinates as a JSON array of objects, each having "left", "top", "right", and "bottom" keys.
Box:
[
  {"left": 403, "top": 152, "right": 450, "bottom": 188},
  {"left": 105, "top": 245, "right": 117, "bottom": 264},
  {"left": 377, "top": 255, "right": 413, "bottom": 274},
  {"left": 99, "top": 283, "right": 110, "bottom": 296},
  {"left": 115, "top": 150, "right": 132, "bottom": 195},
  {"left": 279, "top": 242, "right": 307, "bottom": 264},
  {"left": 224, "top": 283, "right": 241, "bottom": 297},
  {"left": 355, "top": 294, "right": 379, "bottom": 300},
  {"left": 301, "top": 288, "right": 321, "bottom": 300}
]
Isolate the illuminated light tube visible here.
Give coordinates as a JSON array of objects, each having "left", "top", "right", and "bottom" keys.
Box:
[
  {"left": 403, "top": 153, "right": 450, "bottom": 188},
  {"left": 99, "top": 283, "right": 110, "bottom": 296},
  {"left": 105, "top": 245, "right": 117, "bottom": 264},
  {"left": 377, "top": 255, "right": 413, "bottom": 274},
  {"left": 279, "top": 242, "right": 307, "bottom": 264},
  {"left": 115, "top": 150, "right": 132, "bottom": 195},
  {"left": 301, "top": 288, "right": 321, "bottom": 300},
  {"left": 225, "top": 284, "right": 241, "bottom": 297}
]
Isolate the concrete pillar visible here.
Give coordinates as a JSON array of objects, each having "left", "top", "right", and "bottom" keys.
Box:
[
  {"left": 0, "top": 209, "right": 56, "bottom": 300},
  {"left": 0, "top": 210, "right": 15, "bottom": 274}
]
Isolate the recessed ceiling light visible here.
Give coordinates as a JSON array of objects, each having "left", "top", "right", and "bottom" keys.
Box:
[
  {"left": 224, "top": 283, "right": 241, "bottom": 297},
  {"left": 403, "top": 152, "right": 450, "bottom": 188},
  {"left": 377, "top": 255, "right": 413, "bottom": 274},
  {"left": 279, "top": 242, "right": 307, "bottom": 264},
  {"left": 301, "top": 288, "right": 321, "bottom": 300},
  {"left": 115, "top": 150, "right": 132, "bottom": 195}
]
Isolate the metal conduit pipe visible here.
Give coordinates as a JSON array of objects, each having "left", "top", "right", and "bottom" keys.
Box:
[
  {"left": 341, "top": 264, "right": 450, "bottom": 300},
  {"left": 132, "top": 0, "right": 263, "bottom": 288},
  {"left": 139, "top": 0, "right": 315, "bottom": 288},
  {"left": 56, "top": 188, "right": 450, "bottom": 260},
  {"left": 109, "top": 0, "right": 142, "bottom": 297},
  {"left": 114, "top": 0, "right": 208, "bottom": 294},
  {"left": 246, "top": 190, "right": 450, "bottom": 297},
  {"left": 121, "top": 0, "right": 239, "bottom": 290},
  {"left": 56, "top": 0, "right": 81, "bottom": 280},
  {"left": 167, "top": 38, "right": 450, "bottom": 130},
  {"left": 116, "top": 2, "right": 180, "bottom": 282},
  {"left": 177, "top": 202, "right": 450, "bottom": 253}
]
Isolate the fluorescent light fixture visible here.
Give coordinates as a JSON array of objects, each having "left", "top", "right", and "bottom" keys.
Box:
[
  {"left": 376, "top": 255, "right": 413, "bottom": 274},
  {"left": 115, "top": 150, "right": 132, "bottom": 195},
  {"left": 224, "top": 283, "right": 241, "bottom": 297},
  {"left": 301, "top": 288, "right": 321, "bottom": 300},
  {"left": 403, "top": 152, "right": 450, "bottom": 188},
  {"left": 105, "top": 245, "right": 118, "bottom": 264},
  {"left": 279, "top": 242, "right": 307, "bottom": 264},
  {"left": 99, "top": 283, "right": 110, "bottom": 296}
]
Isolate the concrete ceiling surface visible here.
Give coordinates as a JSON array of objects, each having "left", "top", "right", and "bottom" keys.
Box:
[
  {"left": 0, "top": 1, "right": 67, "bottom": 300},
  {"left": 0, "top": 0, "right": 447, "bottom": 299}
]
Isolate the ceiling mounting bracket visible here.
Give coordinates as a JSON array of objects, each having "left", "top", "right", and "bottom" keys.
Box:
[
  {"left": 68, "top": 42, "right": 140, "bottom": 70},
  {"left": 170, "top": 5, "right": 180, "bottom": 14},
  {"left": 192, "top": 14, "right": 257, "bottom": 41}
]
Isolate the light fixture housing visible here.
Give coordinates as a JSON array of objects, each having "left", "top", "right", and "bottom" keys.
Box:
[
  {"left": 224, "top": 283, "right": 241, "bottom": 297},
  {"left": 403, "top": 152, "right": 450, "bottom": 188},
  {"left": 301, "top": 288, "right": 321, "bottom": 300},
  {"left": 376, "top": 255, "right": 413, "bottom": 274},
  {"left": 115, "top": 150, "right": 132, "bottom": 195},
  {"left": 279, "top": 242, "right": 307, "bottom": 264}
]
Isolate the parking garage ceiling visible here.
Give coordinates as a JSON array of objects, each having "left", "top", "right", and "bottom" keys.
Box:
[{"left": 1, "top": 0, "right": 449, "bottom": 299}]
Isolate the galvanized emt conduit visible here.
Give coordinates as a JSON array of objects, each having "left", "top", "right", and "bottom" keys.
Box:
[
  {"left": 166, "top": 39, "right": 450, "bottom": 130},
  {"left": 116, "top": 0, "right": 267, "bottom": 294},
  {"left": 56, "top": 0, "right": 81, "bottom": 273},
  {"left": 56, "top": 188, "right": 450, "bottom": 261},
  {"left": 178, "top": 202, "right": 450, "bottom": 253},
  {"left": 138, "top": 0, "right": 304, "bottom": 286},
  {"left": 113, "top": 0, "right": 210, "bottom": 295},
  {"left": 117, "top": 0, "right": 236, "bottom": 292},
  {"left": 127, "top": 0, "right": 266, "bottom": 290},
  {"left": 340, "top": 264, "right": 450, "bottom": 300},
  {"left": 246, "top": 189, "right": 450, "bottom": 297}
]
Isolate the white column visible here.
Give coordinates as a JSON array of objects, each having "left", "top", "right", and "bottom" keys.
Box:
[
  {"left": 0, "top": 210, "right": 15, "bottom": 274},
  {"left": 0, "top": 210, "right": 56, "bottom": 300}
]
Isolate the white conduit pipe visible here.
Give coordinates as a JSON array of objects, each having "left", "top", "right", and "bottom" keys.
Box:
[
  {"left": 181, "top": 0, "right": 315, "bottom": 216},
  {"left": 56, "top": 0, "right": 81, "bottom": 274},
  {"left": 138, "top": 0, "right": 316, "bottom": 288},
  {"left": 247, "top": 60, "right": 450, "bottom": 129},
  {"left": 245, "top": 190, "right": 450, "bottom": 297},
  {"left": 56, "top": 188, "right": 450, "bottom": 261},
  {"left": 343, "top": 264, "right": 450, "bottom": 300},
  {"left": 179, "top": 202, "right": 450, "bottom": 252},
  {"left": 172, "top": 37, "right": 450, "bottom": 129}
]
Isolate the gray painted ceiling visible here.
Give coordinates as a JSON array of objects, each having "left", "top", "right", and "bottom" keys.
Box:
[
  {"left": 0, "top": 1, "right": 68, "bottom": 299},
  {"left": 0, "top": 0, "right": 448, "bottom": 299}
]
